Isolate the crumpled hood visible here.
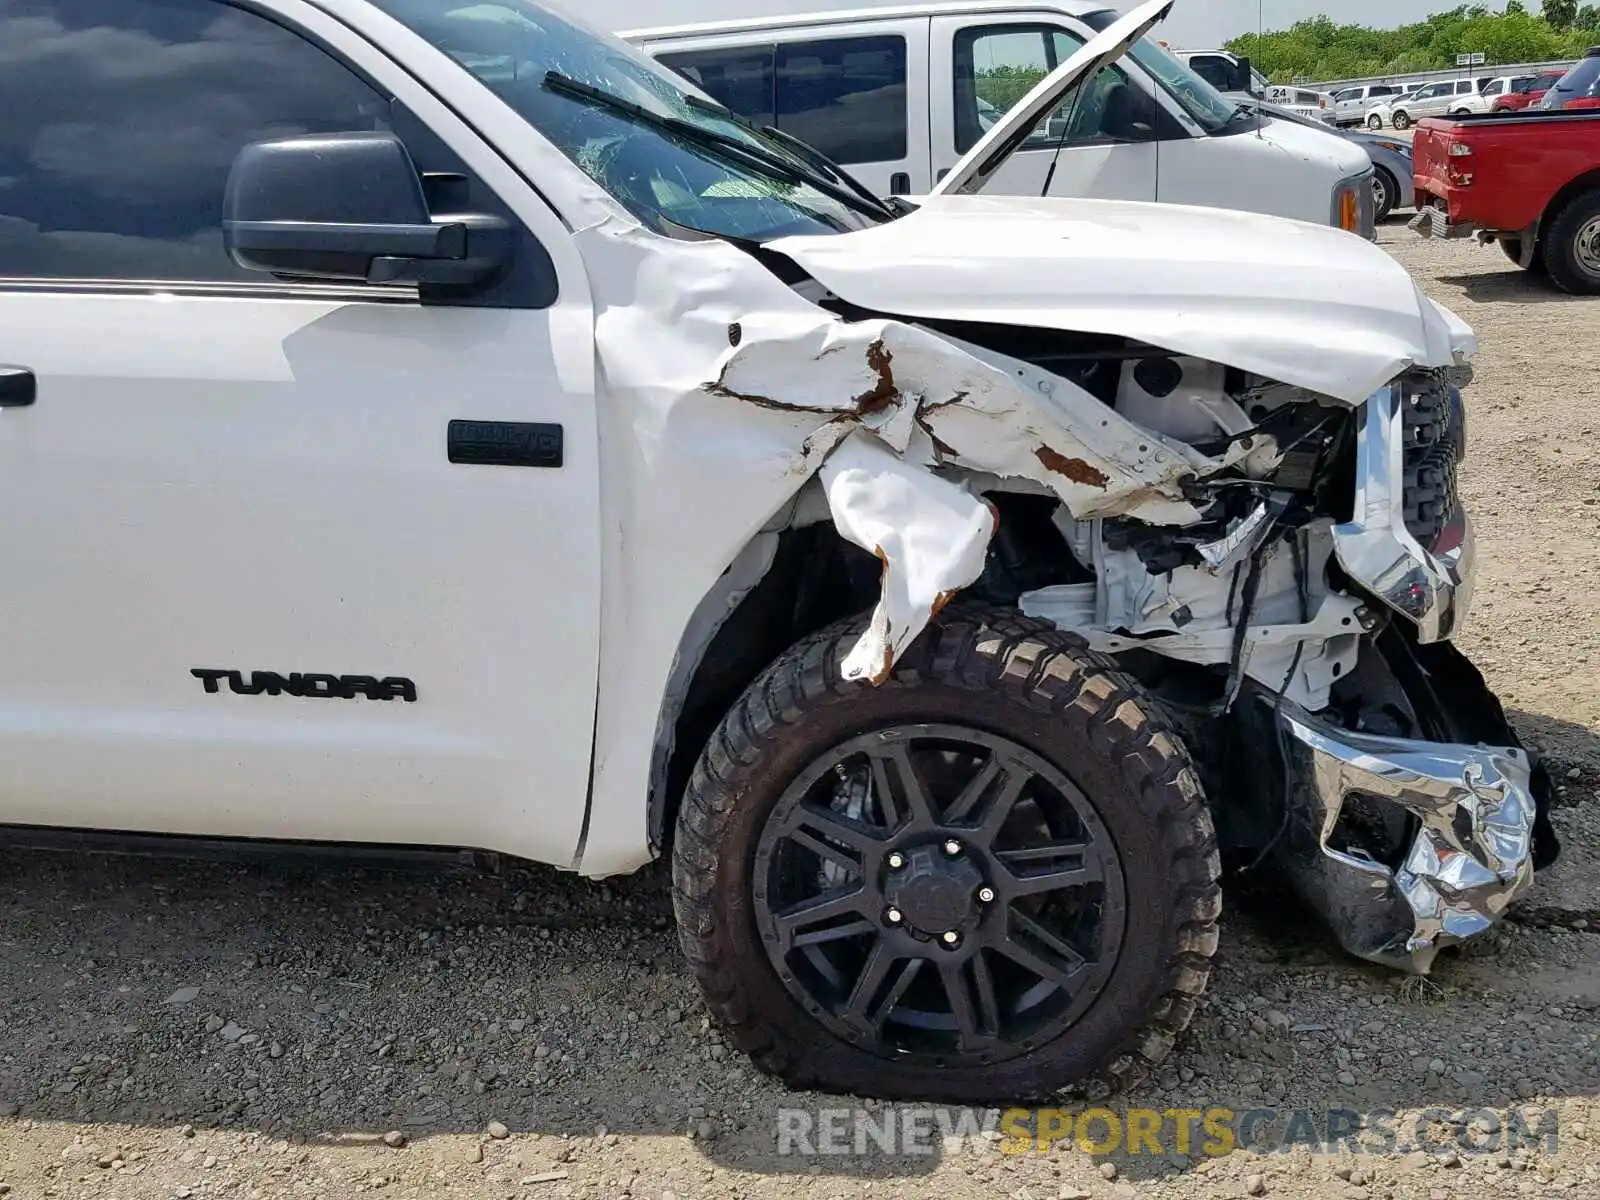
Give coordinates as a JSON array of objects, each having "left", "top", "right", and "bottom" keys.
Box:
[{"left": 769, "top": 194, "right": 1474, "bottom": 404}]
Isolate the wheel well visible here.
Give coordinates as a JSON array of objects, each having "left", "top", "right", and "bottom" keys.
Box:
[
  {"left": 1541, "top": 170, "right": 1600, "bottom": 242},
  {"left": 646, "top": 490, "right": 1087, "bottom": 854},
  {"left": 646, "top": 521, "right": 879, "bottom": 856}
]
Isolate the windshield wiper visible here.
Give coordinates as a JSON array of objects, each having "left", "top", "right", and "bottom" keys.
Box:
[
  {"left": 542, "top": 71, "right": 894, "bottom": 222},
  {"left": 682, "top": 94, "right": 905, "bottom": 217}
]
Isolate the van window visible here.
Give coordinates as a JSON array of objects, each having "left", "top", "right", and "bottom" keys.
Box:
[
  {"left": 1371, "top": 85, "right": 1398, "bottom": 98},
  {"left": 657, "top": 35, "right": 908, "bottom": 165},
  {"left": 658, "top": 46, "right": 775, "bottom": 127},
  {"left": 952, "top": 24, "right": 1074, "bottom": 152},
  {"left": 776, "top": 37, "right": 907, "bottom": 163},
  {"left": 953, "top": 24, "right": 1172, "bottom": 153}
]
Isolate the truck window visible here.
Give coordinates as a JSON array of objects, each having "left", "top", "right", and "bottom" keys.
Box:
[
  {"left": 0, "top": 0, "right": 390, "bottom": 282},
  {"left": 1185, "top": 55, "right": 1234, "bottom": 92},
  {"left": 658, "top": 36, "right": 907, "bottom": 166}
]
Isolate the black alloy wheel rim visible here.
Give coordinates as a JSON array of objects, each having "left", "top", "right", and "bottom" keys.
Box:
[{"left": 752, "top": 725, "right": 1127, "bottom": 1067}]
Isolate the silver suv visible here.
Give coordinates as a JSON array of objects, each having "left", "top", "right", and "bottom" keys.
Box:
[{"left": 1371, "top": 78, "right": 1480, "bottom": 128}]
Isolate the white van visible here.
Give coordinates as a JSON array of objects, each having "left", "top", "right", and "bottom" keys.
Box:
[{"left": 625, "top": 1, "right": 1373, "bottom": 234}]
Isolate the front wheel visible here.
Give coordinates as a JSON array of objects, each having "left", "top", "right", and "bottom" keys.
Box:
[
  {"left": 1542, "top": 190, "right": 1600, "bottom": 294},
  {"left": 1368, "top": 113, "right": 1384, "bottom": 129},
  {"left": 1391, "top": 109, "right": 1412, "bottom": 130},
  {"left": 1372, "top": 167, "right": 1397, "bottom": 222},
  {"left": 672, "top": 608, "right": 1222, "bottom": 1103}
]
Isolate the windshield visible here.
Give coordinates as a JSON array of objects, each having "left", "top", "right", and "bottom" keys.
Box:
[
  {"left": 1081, "top": 10, "right": 1240, "bottom": 133},
  {"left": 364, "top": 0, "right": 880, "bottom": 241}
]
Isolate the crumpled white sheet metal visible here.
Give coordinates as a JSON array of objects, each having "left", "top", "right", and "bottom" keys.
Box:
[
  {"left": 820, "top": 436, "right": 996, "bottom": 683},
  {"left": 574, "top": 218, "right": 1247, "bottom": 873},
  {"left": 577, "top": 218, "right": 1241, "bottom": 699}
]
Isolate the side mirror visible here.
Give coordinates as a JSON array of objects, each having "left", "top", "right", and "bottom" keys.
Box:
[{"left": 223, "top": 132, "right": 510, "bottom": 286}]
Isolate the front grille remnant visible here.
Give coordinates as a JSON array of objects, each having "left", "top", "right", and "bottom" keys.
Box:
[{"left": 1401, "top": 373, "right": 1464, "bottom": 550}]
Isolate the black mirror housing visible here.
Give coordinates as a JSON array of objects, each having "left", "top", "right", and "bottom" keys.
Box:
[{"left": 223, "top": 131, "right": 510, "bottom": 287}]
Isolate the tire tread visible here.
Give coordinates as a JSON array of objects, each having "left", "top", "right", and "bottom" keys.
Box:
[{"left": 672, "top": 607, "right": 1222, "bottom": 1103}]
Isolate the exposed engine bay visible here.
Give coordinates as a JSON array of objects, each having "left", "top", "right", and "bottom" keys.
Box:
[
  {"left": 738, "top": 303, "right": 1557, "bottom": 974},
  {"left": 912, "top": 321, "right": 1560, "bottom": 972}
]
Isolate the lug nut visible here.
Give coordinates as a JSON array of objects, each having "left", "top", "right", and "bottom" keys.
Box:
[
  {"left": 887, "top": 852, "right": 906, "bottom": 870},
  {"left": 978, "top": 886, "right": 996, "bottom": 904},
  {"left": 885, "top": 908, "right": 903, "bottom": 925},
  {"left": 943, "top": 839, "right": 962, "bottom": 856},
  {"left": 941, "top": 931, "right": 961, "bottom": 946}
]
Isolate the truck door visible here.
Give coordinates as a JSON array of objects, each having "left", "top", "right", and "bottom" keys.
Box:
[
  {"left": 0, "top": 0, "right": 601, "bottom": 865},
  {"left": 651, "top": 21, "right": 932, "bottom": 198},
  {"left": 931, "top": 15, "right": 1157, "bottom": 201}
]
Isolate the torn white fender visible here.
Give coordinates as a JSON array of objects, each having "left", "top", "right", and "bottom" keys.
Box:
[
  {"left": 707, "top": 316, "right": 1212, "bottom": 524},
  {"left": 821, "top": 435, "right": 996, "bottom": 684}
]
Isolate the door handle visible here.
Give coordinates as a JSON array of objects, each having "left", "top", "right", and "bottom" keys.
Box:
[
  {"left": 0, "top": 366, "right": 35, "bottom": 408},
  {"left": 889, "top": 171, "right": 911, "bottom": 195}
]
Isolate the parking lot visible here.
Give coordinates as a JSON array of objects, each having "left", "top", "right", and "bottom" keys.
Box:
[{"left": 0, "top": 224, "right": 1598, "bottom": 1200}]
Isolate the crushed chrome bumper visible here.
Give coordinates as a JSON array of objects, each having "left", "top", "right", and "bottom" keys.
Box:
[
  {"left": 1273, "top": 701, "right": 1536, "bottom": 973},
  {"left": 1333, "top": 381, "right": 1472, "bottom": 643}
]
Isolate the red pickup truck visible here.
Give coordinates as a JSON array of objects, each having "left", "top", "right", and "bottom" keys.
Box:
[
  {"left": 1412, "top": 108, "right": 1600, "bottom": 293},
  {"left": 1491, "top": 71, "right": 1564, "bottom": 113}
]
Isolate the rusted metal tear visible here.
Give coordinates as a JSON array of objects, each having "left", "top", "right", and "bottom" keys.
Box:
[
  {"left": 851, "top": 339, "right": 900, "bottom": 415},
  {"left": 703, "top": 378, "right": 828, "bottom": 413},
  {"left": 1035, "top": 445, "right": 1110, "bottom": 488}
]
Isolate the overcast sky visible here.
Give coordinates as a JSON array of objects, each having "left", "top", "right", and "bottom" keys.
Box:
[{"left": 589, "top": 1, "right": 1523, "bottom": 47}]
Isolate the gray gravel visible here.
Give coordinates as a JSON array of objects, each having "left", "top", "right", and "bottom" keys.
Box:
[{"left": 1, "top": 222, "right": 1598, "bottom": 1200}]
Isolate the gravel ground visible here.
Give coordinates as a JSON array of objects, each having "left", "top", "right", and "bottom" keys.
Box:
[{"left": 2, "top": 225, "right": 1598, "bottom": 1200}]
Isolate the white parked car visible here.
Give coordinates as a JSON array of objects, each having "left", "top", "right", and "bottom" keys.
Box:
[
  {"left": 0, "top": 0, "right": 1557, "bottom": 1102},
  {"left": 1369, "top": 77, "right": 1482, "bottom": 128},
  {"left": 629, "top": 2, "right": 1372, "bottom": 230}
]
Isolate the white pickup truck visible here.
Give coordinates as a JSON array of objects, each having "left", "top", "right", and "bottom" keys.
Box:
[{"left": 0, "top": 0, "right": 1556, "bottom": 1102}]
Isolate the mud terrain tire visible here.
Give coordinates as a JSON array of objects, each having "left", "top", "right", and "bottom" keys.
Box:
[{"left": 672, "top": 607, "right": 1222, "bottom": 1103}]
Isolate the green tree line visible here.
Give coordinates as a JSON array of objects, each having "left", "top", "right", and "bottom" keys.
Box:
[{"left": 1227, "top": 3, "right": 1600, "bottom": 83}]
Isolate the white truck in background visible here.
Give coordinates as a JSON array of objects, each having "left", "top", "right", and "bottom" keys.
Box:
[{"left": 1167, "top": 46, "right": 1335, "bottom": 124}]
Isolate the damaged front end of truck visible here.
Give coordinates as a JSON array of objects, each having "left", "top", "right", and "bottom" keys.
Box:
[
  {"left": 593, "top": 194, "right": 1560, "bottom": 976},
  {"left": 504, "top": 0, "right": 1564, "bottom": 1100}
]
